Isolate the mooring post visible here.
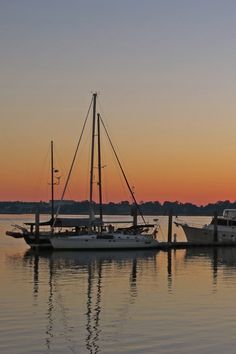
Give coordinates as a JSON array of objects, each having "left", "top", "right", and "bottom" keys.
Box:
[
  {"left": 168, "top": 209, "right": 173, "bottom": 243},
  {"left": 131, "top": 204, "right": 138, "bottom": 228},
  {"left": 213, "top": 211, "right": 218, "bottom": 243},
  {"left": 35, "top": 206, "right": 40, "bottom": 244}
]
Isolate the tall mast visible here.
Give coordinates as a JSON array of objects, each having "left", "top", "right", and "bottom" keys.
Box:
[
  {"left": 51, "top": 140, "right": 54, "bottom": 222},
  {"left": 97, "top": 113, "right": 103, "bottom": 223},
  {"left": 89, "top": 93, "right": 97, "bottom": 220}
]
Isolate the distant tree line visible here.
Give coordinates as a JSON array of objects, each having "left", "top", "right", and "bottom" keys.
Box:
[{"left": 0, "top": 200, "right": 235, "bottom": 216}]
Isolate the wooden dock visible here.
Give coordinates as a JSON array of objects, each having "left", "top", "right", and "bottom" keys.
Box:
[{"left": 156, "top": 241, "right": 236, "bottom": 250}]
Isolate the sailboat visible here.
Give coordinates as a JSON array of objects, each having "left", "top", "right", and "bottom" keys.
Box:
[
  {"left": 50, "top": 93, "right": 159, "bottom": 250},
  {"left": 6, "top": 93, "right": 159, "bottom": 249}
]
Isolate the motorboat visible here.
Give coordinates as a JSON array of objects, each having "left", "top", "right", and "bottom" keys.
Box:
[{"left": 175, "top": 209, "right": 236, "bottom": 243}]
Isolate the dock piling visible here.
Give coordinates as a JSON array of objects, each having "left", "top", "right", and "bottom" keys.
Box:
[
  {"left": 35, "top": 206, "right": 40, "bottom": 244},
  {"left": 213, "top": 211, "right": 218, "bottom": 243},
  {"left": 168, "top": 209, "right": 173, "bottom": 243}
]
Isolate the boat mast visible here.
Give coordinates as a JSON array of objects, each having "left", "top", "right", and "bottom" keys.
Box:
[
  {"left": 89, "top": 93, "right": 97, "bottom": 220},
  {"left": 51, "top": 140, "right": 54, "bottom": 222},
  {"left": 97, "top": 113, "right": 103, "bottom": 224}
]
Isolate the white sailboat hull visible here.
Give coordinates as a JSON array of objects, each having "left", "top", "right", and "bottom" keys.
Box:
[{"left": 50, "top": 233, "right": 159, "bottom": 250}]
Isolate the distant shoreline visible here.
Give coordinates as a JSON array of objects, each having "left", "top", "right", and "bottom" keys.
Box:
[{"left": 0, "top": 200, "right": 234, "bottom": 216}]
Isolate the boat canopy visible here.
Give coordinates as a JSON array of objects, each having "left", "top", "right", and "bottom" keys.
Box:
[
  {"left": 25, "top": 217, "right": 103, "bottom": 227},
  {"left": 223, "top": 209, "right": 236, "bottom": 219},
  {"left": 25, "top": 218, "right": 154, "bottom": 228}
]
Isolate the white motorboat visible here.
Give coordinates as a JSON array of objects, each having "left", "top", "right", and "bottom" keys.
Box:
[{"left": 175, "top": 209, "right": 236, "bottom": 243}]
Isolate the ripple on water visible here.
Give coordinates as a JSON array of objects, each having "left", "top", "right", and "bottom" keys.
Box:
[{"left": 2, "top": 217, "right": 236, "bottom": 353}]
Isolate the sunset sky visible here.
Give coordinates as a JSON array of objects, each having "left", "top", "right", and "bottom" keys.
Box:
[{"left": 1, "top": 0, "right": 236, "bottom": 205}]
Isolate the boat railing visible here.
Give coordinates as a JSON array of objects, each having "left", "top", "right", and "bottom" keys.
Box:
[
  {"left": 174, "top": 219, "right": 209, "bottom": 229},
  {"left": 12, "top": 224, "right": 29, "bottom": 233}
]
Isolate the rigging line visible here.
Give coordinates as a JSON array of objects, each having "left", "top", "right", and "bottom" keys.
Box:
[
  {"left": 100, "top": 116, "right": 146, "bottom": 225},
  {"left": 53, "top": 97, "right": 93, "bottom": 227}
]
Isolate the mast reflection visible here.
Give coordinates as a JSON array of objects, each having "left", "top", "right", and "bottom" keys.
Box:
[
  {"left": 45, "top": 256, "right": 54, "bottom": 351},
  {"left": 86, "top": 261, "right": 102, "bottom": 353},
  {"left": 23, "top": 249, "right": 158, "bottom": 353}
]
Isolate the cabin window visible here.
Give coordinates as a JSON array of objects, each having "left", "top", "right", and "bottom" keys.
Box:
[{"left": 211, "top": 219, "right": 227, "bottom": 226}]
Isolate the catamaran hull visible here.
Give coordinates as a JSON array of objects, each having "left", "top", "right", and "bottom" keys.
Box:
[
  {"left": 180, "top": 224, "right": 236, "bottom": 243},
  {"left": 50, "top": 235, "right": 159, "bottom": 250}
]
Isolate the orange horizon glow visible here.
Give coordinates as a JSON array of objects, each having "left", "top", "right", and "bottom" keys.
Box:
[
  {"left": 2, "top": 2, "right": 236, "bottom": 206},
  {"left": 1, "top": 139, "right": 236, "bottom": 206},
  {"left": 2, "top": 108, "right": 236, "bottom": 206}
]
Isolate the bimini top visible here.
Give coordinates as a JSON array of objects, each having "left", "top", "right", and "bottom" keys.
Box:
[{"left": 25, "top": 217, "right": 103, "bottom": 228}]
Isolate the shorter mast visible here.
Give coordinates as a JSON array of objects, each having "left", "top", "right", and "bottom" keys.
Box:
[
  {"left": 51, "top": 140, "right": 54, "bottom": 223},
  {"left": 97, "top": 113, "right": 103, "bottom": 225}
]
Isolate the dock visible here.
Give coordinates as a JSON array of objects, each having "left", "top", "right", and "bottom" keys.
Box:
[{"left": 156, "top": 241, "right": 236, "bottom": 250}]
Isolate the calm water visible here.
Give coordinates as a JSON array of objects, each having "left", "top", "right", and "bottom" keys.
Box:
[{"left": 1, "top": 215, "right": 236, "bottom": 353}]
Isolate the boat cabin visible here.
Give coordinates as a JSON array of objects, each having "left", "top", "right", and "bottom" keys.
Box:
[
  {"left": 210, "top": 209, "right": 236, "bottom": 227},
  {"left": 222, "top": 209, "right": 236, "bottom": 219}
]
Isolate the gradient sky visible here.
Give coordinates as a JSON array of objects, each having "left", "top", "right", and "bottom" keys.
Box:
[{"left": 1, "top": 0, "right": 236, "bottom": 204}]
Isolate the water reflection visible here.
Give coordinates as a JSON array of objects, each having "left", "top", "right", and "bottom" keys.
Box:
[
  {"left": 167, "top": 250, "right": 172, "bottom": 293},
  {"left": 185, "top": 247, "right": 236, "bottom": 292},
  {"left": 5, "top": 246, "right": 236, "bottom": 353},
  {"left": 33, "top": 253, "right": 39, "bottom": 297},
  {"left": 212, "top": 248, "right": 218, "bottom": 288},
  {"left": 86, "top": 262, "right": 102, "bottom": 353},
  {"left": 46, "top": 257, "right": 54, "bottom": 352},
  {"left": 23, "top": 249, "right": 158, "bottom": 353},
  {"left": 184, "top": 246, "right": 236, "bottom": 268}
]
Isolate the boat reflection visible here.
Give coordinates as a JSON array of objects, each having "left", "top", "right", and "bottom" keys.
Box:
[
  {"left": 185, "top": 247, "right": 236, "bottom": 290},
  {"left": 23, "top": 249, "right": 159, "bottom": 353},
  {"left": 184, "top": 247, "right": 236, "bottom": 268}
]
